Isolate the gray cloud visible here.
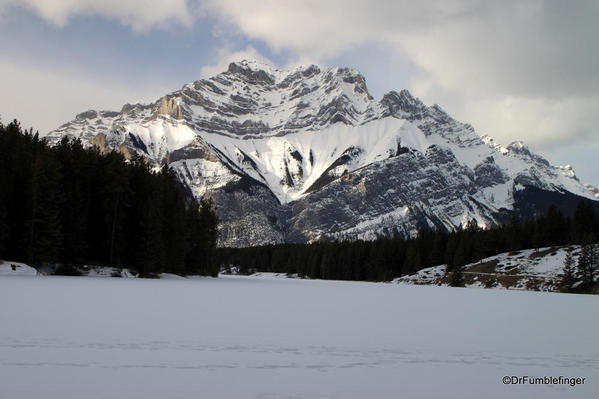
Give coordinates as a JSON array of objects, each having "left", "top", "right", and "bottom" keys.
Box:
[
  {"left": 0, "top": 0, "right": 192, "bottom": 31},
  {"left": 203, "top": 0, "right": 599, "bottom": 151},
  {"left": 0, "top": 0, "right": 597, "bottom": 184},
  {"left": 204, "top": 0, "right": 599, "bottom": 96},
  {"left": 0, "top": 58, "right": 169, "bottom": 133}
]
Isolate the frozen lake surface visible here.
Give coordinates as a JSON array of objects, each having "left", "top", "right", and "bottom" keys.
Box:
[{"left": 1, "top": 274, "right": 597, "bottom": 398}]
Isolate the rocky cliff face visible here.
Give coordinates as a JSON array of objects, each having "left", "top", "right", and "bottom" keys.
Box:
[{"left": 47, "top": 60, "right": 599, "bottom": 247}]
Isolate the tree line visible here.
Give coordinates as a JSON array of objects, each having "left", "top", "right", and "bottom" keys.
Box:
[
  {"left": 562, "top": 241, "right": 599, "bottom": 292},
  {"left": 0, "top": 119, "right": 218, "bottom": 277},
  {"left": 217, "top": 200, "right": 599, "bottom": 283}
]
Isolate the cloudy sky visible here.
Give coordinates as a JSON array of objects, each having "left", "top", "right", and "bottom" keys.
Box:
[{"left": 1, "top": 0, "right": 597, "bottom": 186}]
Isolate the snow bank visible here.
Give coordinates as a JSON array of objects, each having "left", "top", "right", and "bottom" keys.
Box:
[
  {"left": 0, "top": 260, "right": 37, "bottom": 276},
  {"left": 394, "top": 246, "right": 581, "bottom": 291}
]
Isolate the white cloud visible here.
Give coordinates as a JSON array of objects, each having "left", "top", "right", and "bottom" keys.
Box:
[
  {"left": 202, "top": 0, "right": 599, "bottom": 152},
  {"left": 1, "top": 0, "right": 597, "bottom": 184},
  {"left": 0, "top": 59, "right": 167, "bottom": 133},
  {"left": 0, "top": 0, "right": 192, "bottom": 31},
  {"left": 453, "top": 95, "right": 599, "bottom": 150}
]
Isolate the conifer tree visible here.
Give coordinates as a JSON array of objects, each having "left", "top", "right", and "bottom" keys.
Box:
[
  {"left": 450, "top": 261, "right": 465, "bottom": 287},
  {"left": 55, "top": 138, "right": 90, "bottom": 265},
  {"left": 159, "top": 166, "right": 189, "bottom": 275},
  {"left": 545, "top": 205, "right": 568, "bottom": 246},
  {"left": 430, "top": 230, "right": 447, "bottom": 266},
  {"left": 0, "top": 120, "right": 219, "bottom": 276},
  {"left": 197, "top": 197, "right": 219, "bottom": 276},
  {"left": 0, "top": 121, "right": 7, "bottom": 256},
  {"left": 402, "top": 243, "right": 419, "bottom": 275},
  {"left": 26, "top": 152, "right": 64, "bottom": 265},
  {"left": 186, "top": 198, "right": 218, "bottom": 276},
  {"left": 0, "top": 190, "right": 7, "bottom": 257},
  {"left": 577, "top": 235, "right": 598, "bottom": 285},
  {"left": 562, "top": 249, "right": 575, "bottom": 290},
  {"left": 577, "top": 245, "right": 591, "bottom": 285},
  {"left": 452, "top": 236, "right": 467, "bottom": 271},
  {"left": 102, "top": 152, "right": 131, "bottom": 267},
  {"left": 572, "top": 200, "right": 598, "bottom": 243},
  {"left": 134, "top": 172, "right": 164, "bottom": 276},
  {"left": 506, "top": 216, "right": 523, "bottom": 250},
  {"left": 444, "top": 233, "right": 459, "bottom": 271}
]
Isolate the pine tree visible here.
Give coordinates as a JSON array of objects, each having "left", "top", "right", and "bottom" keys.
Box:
[
  {"left": 450, "top": 262, "right": 465, "bottom": 287},
  {"left": 561, "top": 249, "right": 575, "bottom": 290},
  {"left": 402, "top": 242, "right": 419, "bottom": 275},
  {"left": 0, "top": 122, "right": 8, "bottom": 256},
  {"left": 26, "top": 153, "right": 64, "bottom": 266},
  {"left": 545, "top": 205, "right": 568, "bottom": 246},
  {"left": 452, "top": 236, "right": 467, "bottom": 270},
  {"left": 197, "top": 197, "right": 219, "bottom": 276},
  {"left": 159, "top": 166, "right": 189, "bottom": 275},
  {"left": 572, "top": 200, "right": 598, "bottom": 244},
  {"left": 577, "top": 245, "right": 591, "bottom": 285},
  {"left": 444, "top": 233, "right": 459, "bottom": 271},
  {"left": 590, "top": 242, "right": 599, "bottom": 285},
  {"left": 102, "top": 152, "right": 131, "bottom": 267},
  {"left": 1, "top": 120, "right": 218, "bottom": 276},
  {"left": 54, "top": 137, "right": 91, "bottom": 266},
  {"left": 369, "top": 241, "right": 390, "bottom": 280},
  {"left": 450, "top": 236, "right": 467, "bottom": 287},
  {"left": 429, "top": 231, "right": 446, "bottom": 267},
  {"left": 577, "top": 235, "right": 598, "bottom": 285},
  {"left": 472, "top": 229, "right": 491, "bottom": 262},
  {"left": 0, "top": 189, "right": 8, "bottom": 257},
  {"left": 186, "top": 197, "right": 219, "bottom": 276},
  {"left": 506, "top": 215, "right": 523, "bottom": 250},
  {"left": 576, "top": 236, "right": 597, "bottom": 286},
  {"left": 319, "top": 244, "right": 333, "bottom": 279}
]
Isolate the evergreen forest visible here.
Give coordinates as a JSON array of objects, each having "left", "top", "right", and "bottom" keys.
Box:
[
  {"left": 216, "top": 201, "right": 599, "bottom": 284},
  {"left": 0, "top": 119, "right": 218, "bottom": 277}
]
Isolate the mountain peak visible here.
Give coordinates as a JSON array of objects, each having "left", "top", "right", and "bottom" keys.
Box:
[
  {"left": 381, "top": 89, "right": 425, "bottom": 115},
  {"left": 226, "top": 60, "right": 278, "bottom": 85},
  {"left": 46, "top": 60, "right": 599, "bottom": 246},
  {"left": 506, "top": 141, "right": 533, "bottom": 156}
]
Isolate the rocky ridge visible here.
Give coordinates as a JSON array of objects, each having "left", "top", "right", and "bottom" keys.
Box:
[{"left": 47, "top": 60, "right": 599, "bottom": 247}]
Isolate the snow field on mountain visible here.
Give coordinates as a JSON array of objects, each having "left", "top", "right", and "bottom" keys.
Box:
[
  {"left": 201, "top": 117, "right": 411, "bottom": 202},
  {"left": 1, "top": 274, "right": 597, "bottom": 399},
  {"left": 126, "top": 119, "right": 196, "bottom": 160},
  {"left": 130, "top": 111, "right": 593, "bottom": 208}
]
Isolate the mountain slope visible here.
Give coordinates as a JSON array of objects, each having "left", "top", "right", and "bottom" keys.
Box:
[{"left": 47, "top": 60, "right": 599, "bottom": 246}]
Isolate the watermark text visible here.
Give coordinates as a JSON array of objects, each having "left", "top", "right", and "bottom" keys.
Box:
[{"left": 503, "top": 375, "right": 586, "bottom": 387}]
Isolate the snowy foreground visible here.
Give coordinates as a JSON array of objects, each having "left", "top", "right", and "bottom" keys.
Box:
[{"left": 1, "top": 274, "right": 597, "bottom": 399}]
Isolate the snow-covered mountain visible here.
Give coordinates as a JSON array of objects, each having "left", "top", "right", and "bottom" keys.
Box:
[{"left": 47, "top": 60, "right": 599, "bottom": 246}]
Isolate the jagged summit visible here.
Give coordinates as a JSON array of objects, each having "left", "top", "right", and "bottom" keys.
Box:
[
  {"left": 46, "top": 60, "right": 599, "bottom": 246},
  {"left": 48, "top": 60, "right": 382, "bottom": 143},
  {"left": 226, "top": 60, "right": 279, "bottom": 84}
]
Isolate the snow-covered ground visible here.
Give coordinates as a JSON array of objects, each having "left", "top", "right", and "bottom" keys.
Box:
[
  {"left": 0, "top": 260, "right": 37, "bottom": 276},
  {"left": 1, "top": 274, "right": 597, "bottom": 399},
  {"left": 394, "top": 246, "right": 584, "bottom": 292}
]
